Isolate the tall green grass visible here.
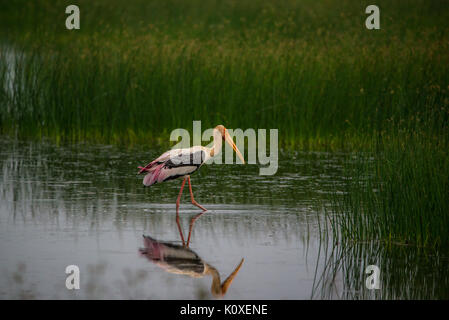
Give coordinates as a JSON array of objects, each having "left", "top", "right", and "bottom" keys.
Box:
[
  {"left": 312, "top": 236, "right": 449, "bottom": 299},
  {"left": 328, "top": 131, "right": 449, "bottom": 248},
  {"left": 1, "top": 0, "right": 448, "bottom": 149},
  {"left": 4, "top": 38, "right": 446, "bottom": 148}
]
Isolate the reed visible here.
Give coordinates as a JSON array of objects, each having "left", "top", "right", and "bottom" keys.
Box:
[
  {"left": 1, "top": 0, "right": 448, "bottom": 149},
  {"left": 328, "top": 127, "right": 449, "bottom": 248}
]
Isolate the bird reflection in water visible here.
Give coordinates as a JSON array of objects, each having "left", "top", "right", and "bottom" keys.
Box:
[{"left": 140, "top": 212, "right": 244, "bottom": 298}]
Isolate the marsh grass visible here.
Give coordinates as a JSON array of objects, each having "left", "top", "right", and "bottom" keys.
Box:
[
  {"left": 2, "top": 36, "right": 448, "bottom": 149},
  {"left": 328, "top": 129, "right": 449, "bottom": 248},
  {"left": 312, "top": 235, "right": 449, "bottom": 299},
  {"left": 1, "top": 0, "right": 448, "bottom": 149}
]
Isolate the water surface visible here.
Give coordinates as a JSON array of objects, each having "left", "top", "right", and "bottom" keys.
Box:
[{"left": 0, "top": 138, "right": 447, "bottom": 299}]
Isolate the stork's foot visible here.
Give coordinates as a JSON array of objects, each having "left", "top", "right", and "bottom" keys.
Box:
[
  {"left": 187, "top": 176, "right": 207, "bottom": 211},
  {"left": 175, "top": 176, "right": 207, "bottom": 213},
  {"left": 186, "top": 211, "right": 206, "bottom": 246},
  {"left": 191, "top": 200, "right": 207, "bottom": 212}
]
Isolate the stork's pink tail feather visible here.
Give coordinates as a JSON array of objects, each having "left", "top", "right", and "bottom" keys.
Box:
[
  {"left": 138, "top": 160, "right": 157, "bottom": 174},
  {"left": 143, "top": 163, "right": 165, "bottom": 186},
  {"left": 141, "top": 236, "right": 163, "bottom": 260}
]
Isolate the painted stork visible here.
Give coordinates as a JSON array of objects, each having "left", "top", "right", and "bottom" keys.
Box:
[
  {"left": 139, "top": 212, "right": 244, "bottom": 297},
  {"left": 138, "top": 125, "right": 245, "bottom": 212}
]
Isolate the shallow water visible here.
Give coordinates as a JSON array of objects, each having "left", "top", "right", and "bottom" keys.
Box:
[{"left": 0, "top": 138, "right": 448, "bottom": 299}]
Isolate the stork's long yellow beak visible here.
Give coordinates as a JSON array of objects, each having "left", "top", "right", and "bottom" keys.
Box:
[
  {"left": 224, "top": 131, "right": 246, "bottom": 164},
  {"left": 221, "top": 258, "right": 245, "bottom": 295}
]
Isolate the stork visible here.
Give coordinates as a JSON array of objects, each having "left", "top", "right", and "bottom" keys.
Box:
[{"left": 138, "top": 125, "right": 245, "bottom": 213}]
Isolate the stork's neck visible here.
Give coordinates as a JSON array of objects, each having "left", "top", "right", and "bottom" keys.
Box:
[
  {"left": 209, "top": 129, "right": 223, "bottom": 157},
  {"left": 205, "top": 264, "right": 222, "bottom": 297}
]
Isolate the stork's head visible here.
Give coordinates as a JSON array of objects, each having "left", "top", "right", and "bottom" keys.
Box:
[
  {"left": 207, "top": 258, "right": 245, "bottom": 298},
  {"left": 214, "top": 125, "right": 245, "bottom": 164}
]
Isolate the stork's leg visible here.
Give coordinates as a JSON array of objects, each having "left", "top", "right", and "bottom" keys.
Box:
[
  {"left": 186, "top": 211, "right": 206, "bottom": 247},
  {"left": 187, "top": 176, "right": 207, "bottom": 211},
  {"left": 176, "top": 178, "right": 187, "bottom": 216},
  {"left": 175, "top": 178, "right": 187, "bottom": 245},
  {"left": 175, "top": 213, "right": 186, "bottom": 246}
]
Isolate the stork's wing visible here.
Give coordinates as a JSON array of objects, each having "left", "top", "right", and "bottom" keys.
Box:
[
  {"left": 143, "top": 163, "right": 199, "bottom": 186},
  {"left": 140, "top": 235, "right": 205, "bottom": 276},
  {"left": 137, "top": 150, "right": 172, "bottom": 174},
  {"left": 140, "top": 148, "right": 207, "bottom": 187}
]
